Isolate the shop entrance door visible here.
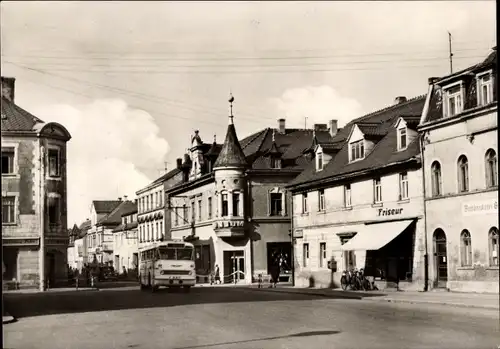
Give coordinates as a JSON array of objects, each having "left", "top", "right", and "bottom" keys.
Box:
[
  {"left": 433, "top": 229, "right": 448, "bottom": 288},
  {"left": 223, "top": 251, "right": 244, "bottom": 283}
]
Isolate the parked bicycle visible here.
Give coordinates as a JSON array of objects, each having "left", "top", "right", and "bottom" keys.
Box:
[{"left": 340, "top": 268, "right": 373, "bottom": 291}]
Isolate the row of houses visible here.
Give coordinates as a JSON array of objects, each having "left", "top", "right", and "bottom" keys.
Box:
[{"left": 66, "top": 47, "right": 497, "bottom": 293}]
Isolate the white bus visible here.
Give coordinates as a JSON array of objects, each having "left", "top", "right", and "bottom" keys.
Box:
[{"left": 139, "top": 240, "right": 196, "bottom": 292}]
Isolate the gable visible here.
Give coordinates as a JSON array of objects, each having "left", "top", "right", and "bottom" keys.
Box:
[
  {"left": 36, "top": 122, "right": 71, "bottom": 141},
  {"left": 395, "top": 117, "right": 407, "bottom": 129},
  {"left": 348, "top": 124, "right": 365, "bottom": 143}
]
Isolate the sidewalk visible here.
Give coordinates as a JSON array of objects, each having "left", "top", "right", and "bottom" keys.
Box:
[{"left": 245, "top": 285, "right": 500, "bottom": 310}]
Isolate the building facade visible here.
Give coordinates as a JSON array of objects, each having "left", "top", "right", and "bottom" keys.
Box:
[
  {"left": 419, "top": 47, "right": 498, "bottom": 293},
  {"left": 288, "top": 96, "right": 428, "bottom": 291},
  {"left": 2, "top": 76, "right": 72, "bottom": 289},
  {"left": 113, "top": 204, "right": 138, "bottom": 273},
  {"left": 72, "top": 219, "right": 90, "bottom": 271},
  {"left": 166, "top": 98, "right": 336, "bottom": 284},
  {"left": 136, "top": 168, "right": 183, "bottom": 249},
  {"left": 86, "top": 200, "right": 121, "bottom": 264}
]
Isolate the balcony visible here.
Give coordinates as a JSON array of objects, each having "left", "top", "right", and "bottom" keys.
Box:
[
  {"left": 101, "top": 243, "right": 113, "bottom": 252},
  {"left": 213, "top": 218, "right": 246, "bottom": 238}
]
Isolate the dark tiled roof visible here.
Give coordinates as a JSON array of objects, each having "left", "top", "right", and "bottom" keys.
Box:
[
  {"left": 1, "top": 97, "right": 44, "bottom": 131},
  {"left": 423, "top": 49, "right": 497, "bottom": 124},
  {"left": 98, "top": 200, "right": 137, "bottom": 226},
  {"left": 213, "top": 122, "right": 248, "bottom": 168},
  {"left": 113, "top": 221, "right": 138, "bottom": 232},
  {"left": 148, "top": 168, "right": 182, "bottom": 188},
  {"left": 288, "top": 96, "right": 426, "bottom": 188},
  {"left": 93, "top": 200, "right": 122, "bottom": 214}
]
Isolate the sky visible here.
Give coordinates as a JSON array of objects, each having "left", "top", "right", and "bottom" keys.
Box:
[{"left": 0, "top": 1, "right": 496, "bottom": 226}]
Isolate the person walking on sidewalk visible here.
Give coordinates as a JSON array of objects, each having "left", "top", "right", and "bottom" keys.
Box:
[{"left": 214, "top": 265, "right": 221, "bottom": 285}]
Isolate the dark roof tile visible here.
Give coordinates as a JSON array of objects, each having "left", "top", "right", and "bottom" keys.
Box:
[
  {"left": 93, "top": 200, "right": 122, "bottom": 214},
  {"left": 1, "top": 97, "right": 44, "bottom": 132},
  {"left": 213, "top": 121, "right": 248, "bottom": 168}
]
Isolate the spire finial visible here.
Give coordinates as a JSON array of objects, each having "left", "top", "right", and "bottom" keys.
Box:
[
  {"left": 213, "top": 134, "right": 217, "bottom": 144},
  {"left": 272, "top": 128, "right": 276, "bottom": 142},
  {"left": 228, "top": 92, "right": 234, "bottom": 124},
  {"left": 313, "top": 128, "right": 316, "bottom": 139}
]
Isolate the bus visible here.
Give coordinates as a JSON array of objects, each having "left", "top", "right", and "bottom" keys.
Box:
[{"left": 139, "top": 240, "right": 196, "bottom": 292}]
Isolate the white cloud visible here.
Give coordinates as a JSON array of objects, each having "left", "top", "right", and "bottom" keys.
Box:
[
  {"left": 32, "top": 99, "right": 170, "bottom": 226},
  {"left": 269, "top": 85, "right": 365, "bottom": 128}
]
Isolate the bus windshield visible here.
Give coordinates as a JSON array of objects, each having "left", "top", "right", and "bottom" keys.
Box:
[{"left": 158, "top": 246, "right": 193, "bottom": 261}]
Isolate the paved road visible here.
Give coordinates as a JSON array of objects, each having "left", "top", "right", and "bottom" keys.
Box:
[{"left": 4, "top": 286, "right": 499, "bottom": 349}]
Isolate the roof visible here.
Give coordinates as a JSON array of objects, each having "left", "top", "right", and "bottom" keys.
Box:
[
  {"left": 422, "top": 49, "right": 497, "bottom": 124},
  {"left": 1, "top": 96, "right": 44, "bottom": 132},
  {"left": 288, "top": 95, "right": 426, "bottom": 188},
  {"left": 97, "top": 200, "right": 137, "bottom": 226},
  {"left": 213, "top": 121, "right": 248, "bottom": 168},
  {"left": 76, "top": 219, "right": 91, "bottom": 238},
  {"left": 136, "top": 168, "right": 182, "bottom": 194},
  {"left": 112, "top": 221, "right": 138, "bottom": 232},
  {"left": 92, "top": 200, "right": 122, "bottom": 214}
]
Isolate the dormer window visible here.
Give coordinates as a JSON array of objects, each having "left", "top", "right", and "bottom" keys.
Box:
[
  {"left": 398, "top": 127, "right": 407, "bottom": 150},
  {"left": 350, "top": 140, "right": 364, "bottom": 162},
  {"left": 316, "top": 151, "right": 323, "bottom": 171},
  {"left": 270, "top": 157, "right": 281, "bottom": 169},
  {"left": 477, "top": 71, "right": 493, "bottom": 106},
  {"left": 443, "top": 83, "right": 463, "bottom": 117}
]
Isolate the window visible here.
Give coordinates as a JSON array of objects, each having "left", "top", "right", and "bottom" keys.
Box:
[
  {"left": 303, "top": 243, "right": 309, "bottom": 267},
  {"left": 155, "top": 222, "right": 159, "bottom": 241},
  {"left": 350, "top": 140, "right": 364, "bottom": 162},
  {"left": 489, "top": 228, "right": 499, "bottom": 267},
  {"left": 198, "top": 199, "right": 202, "bottom": 220},
  {"left": 399, "top": 172, "right": 409, "bottom": 200},
  {"left": 457, "top": 155, "right": 469, "bottom": 193},
  {"left": 182, "top": 204, "right": 188, "bottom": 223},
  {"left": 270, "top": 193, "right": 282, "bottom": 216},
  {"left": 302, "top": 193, "right": 308, "bottom": 214},
  {"left": 174, "top": 208, "right": 179, "bottom": 226},
  {"left": 1, "top": 147, "right": 15, "bottom": 174},
  {"left": 460, "top": 230, "right": 472, "bottom": 267},
  {"left": 159, "top": 192, "right": 163, "bottom": 207},
  {"left": 159, "top": 221, "right": 163, "bottom": 239},
  {"left": 2, "top": 196, "right": 15, "bottom": 224},
  {"left": 270, "top": 157, "right": 281, "bottom": 169},
  {"left": 232, "top": 192, "right": 240, "bottom": 216},
  {"left": 318, "top": 189, "right": 325, "bottom": 211},
  {"left": 373, "top": 178, "right": 382, "bottom": 203},
  {"left": 48, "top": 197, "right": 60, "bottom": 226},
  {"left": 145, "top": 196, "right": 149, "bottom": 211},
  {"left": 191, "top": 201, "right": 195, "bottom": 222},
  {"left": 344, "top": 184, "right": 351, "bottom": 207},
  {"left": 319, "top": 242, "right": 327, "bottom": 268},
  {"left": 208, "top": 197, "right": 212, "bottom": 219},
  {"left": 478, "top": 72, "right": 493, "bottom": 106},
  {"left": 221, "top": 193, "right": 228, "bottom": 217},
  {"left": 398, "top": 127, "right": 407, "bottom": 150},
  {"left": 444, "top": 84, "right": 463, "bottom": 117},
  {"left": 317, "top": 151, "right": 323, "bottom": 171},
  {"left": 48, "top": 148, "right": 60, "bottom": 177},
  {"left": 485, "top": 149, "right": 497, "bottom": 188},
  {"left": 431, "top": 161, "right": 442, "bottom": 197}
]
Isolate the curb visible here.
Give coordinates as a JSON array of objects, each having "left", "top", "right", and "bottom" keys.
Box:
[{"left": 367, "top": 297, "right": 500, "bottom": 310}]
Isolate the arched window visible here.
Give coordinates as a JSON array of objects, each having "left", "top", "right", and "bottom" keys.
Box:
[
  {"left": 489, "top": 227, "right": 499, "bottom": 267},
  {"left": 431, "top": 161, "right": 442, "bottom": 196},
  {"left": 485, "top": 149, "right": 497, "bottom": 188},
  {"left": 460, "top": 230, "right": 472, "bottom": 267},
  {"left": 457, "top": 155, "right": 469, "bottom": 193}
]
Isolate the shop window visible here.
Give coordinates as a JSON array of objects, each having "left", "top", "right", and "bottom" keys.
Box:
[
  {"left": 489, "top": 227, "right": 499, "bottom": 267},
  {"left": 460, "top": 230, "right": 472, "bottom": 267},
  {"left": 457, "top": 155, "right": 469, "bottom": 193},
  {"left": 1, "top": 147, "right": 15, "bottom": 174},
  {"left": 485, "top": 149, "right": 497, "bottom": 188},
  {"left": 1, "top": 196, "right": 15, "bottom": 224},
  {"left": 303, "top": 243, "right": 309, "bottom": 267},
  {"left": 431, "top": 161, "right": 442, "bottom": 196}
]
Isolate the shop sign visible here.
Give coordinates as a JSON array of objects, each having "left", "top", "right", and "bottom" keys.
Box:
[
  {"left": 463, "top": 199, "right": 498, "bottom": 216},
  {"left": 3, "top": 238, "right": 40, "bottom": 246},
  {"left": 294, "top": 230, "right": 304, "bottom": 238},
  {"left": 377, "top": 207, "right": 403, "bottom": 217}
]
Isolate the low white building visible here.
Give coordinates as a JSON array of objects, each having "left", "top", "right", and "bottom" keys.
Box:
[{"left": 113, "top": 204, "right": 138, "bottom": 273}]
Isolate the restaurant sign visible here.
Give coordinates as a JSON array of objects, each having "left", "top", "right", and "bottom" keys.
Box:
[
  {"left": 3, "top": 238, "right": 40, "bottom": 246},
  {"left": 462, "top": 199, "right": 498, "bottom": 216}
]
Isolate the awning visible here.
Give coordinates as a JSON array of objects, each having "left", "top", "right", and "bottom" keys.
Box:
[{"left": 340, "top": 219, "right": 414, "bottom": 251}]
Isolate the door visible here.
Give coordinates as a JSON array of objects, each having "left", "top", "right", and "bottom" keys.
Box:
[
  {"left": 433, "top": 229, "right": 448, "bottom": 288},
  {"left": 223, "top": 251, "right": 245, "bottom": 283}
]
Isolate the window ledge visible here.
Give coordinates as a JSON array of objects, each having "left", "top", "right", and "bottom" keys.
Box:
[
  {"left": 456, "top": 266, "right": 474, "bottom": 270},
  {"left": 398, "top": 199, "right": 410, "bottom": 204},
  {"left": 300, "top": 213, "right": 309, "bottom": 217},
  {"left": 1, "top": 173, "right": 20, "bottom": 178},
  {"left": 486, "top": 266, "right": 499, "bottom": 270},
  {"left": 317, "top": 210, "right": 326, "bottom": 215},
  {"left": 372, "top": 203, "right": 383, "bottom": 208},
  {"left": 2, "top": 223, "right": 17, "bottom": 226},
  {"left": 342, "top": 206, "right": 353, "bottom": 211},
  {"left": 46, "top": 176, "right": 63, "bottom": 181}
]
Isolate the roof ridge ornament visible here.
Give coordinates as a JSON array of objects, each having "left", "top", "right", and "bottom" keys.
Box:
[
  {"left": 228, "top": 93, "right": 234, "bottom": 125},
  {"left": 272, "top": 128, "right": 276, "bottom": 142}
]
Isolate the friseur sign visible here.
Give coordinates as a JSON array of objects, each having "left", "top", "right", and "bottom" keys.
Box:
[{"left": 377, "top": 207, "right": 403, "bottom": 217}]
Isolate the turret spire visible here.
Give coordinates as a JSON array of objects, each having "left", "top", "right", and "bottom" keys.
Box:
[{"left": 228, "top": 93, "right": 234, "bottom": 125}]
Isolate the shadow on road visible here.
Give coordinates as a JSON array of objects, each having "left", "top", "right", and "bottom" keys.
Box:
[
  {"left": 170, "top": 330, "right": 342, "bottom": 349},
  {"left": 3, "top": 286, "right": 382, "bottom": 320}
]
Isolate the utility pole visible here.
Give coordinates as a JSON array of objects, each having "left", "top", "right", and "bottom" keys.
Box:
[
  {"left": 448, "top": 31, "right": 453, "bottom": 74},
  {"left": 39, "top": 142, "right": 46, "bottom": 291}
]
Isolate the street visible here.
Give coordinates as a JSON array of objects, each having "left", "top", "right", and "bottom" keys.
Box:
[{"left": 3, "top": 286, "right": 499, "bottom": 349}]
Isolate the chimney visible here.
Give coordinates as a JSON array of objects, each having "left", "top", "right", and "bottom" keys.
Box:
[
  {"left": 428, "top": 77, "right": 440, "bottom": 85},
  {"left": 394, "top": 96, "right": 407, "bottom": 105},
  {"left": 1, "top": 77, "right": 15, "bottom": 102},
  {"left": 176, "top": 158, "right": 183, "bottom": 169},
  {"left": 328, "top": 119, "right": 338, "bottom": 137},
  {"left": 278, "top": 118, "right": 286, "bottom": 134},
  {"left": 124, "top": 195, "right": 128, "bottom": 201},
  {"left": 314, "top": 123, "right": 328, "bottom": 131},
  {"left": 118, "top": 197, "right": 122, "bottom": 201}
]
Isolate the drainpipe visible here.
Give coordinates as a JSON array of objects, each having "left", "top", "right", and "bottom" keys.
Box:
[
  {"left": 39, "top": 141, "right": 46, "bottom": 291},
  {"left": 289, "top": 190, "right": 295, "bottom": 286},
  {"left": 419, "top": 134, "right": 429, "bottom": 292}
]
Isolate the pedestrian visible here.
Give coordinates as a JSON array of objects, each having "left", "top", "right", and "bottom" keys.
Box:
[
  {"left": 257, "top": 273, "right": 263, "bottom": 288},
  {"left": 214, "top": 264, "right": 221, "bottom": 285},
  {"left": 270, "top": 262, "right": 280, "bottom": 288}
]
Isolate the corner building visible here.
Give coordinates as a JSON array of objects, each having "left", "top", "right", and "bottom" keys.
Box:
[
  {"left": 166, "top": 99, "right": 337, "bottom": 284},
  {"left": 419, "top": 47, "right": 498, "bottom": 293}
]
